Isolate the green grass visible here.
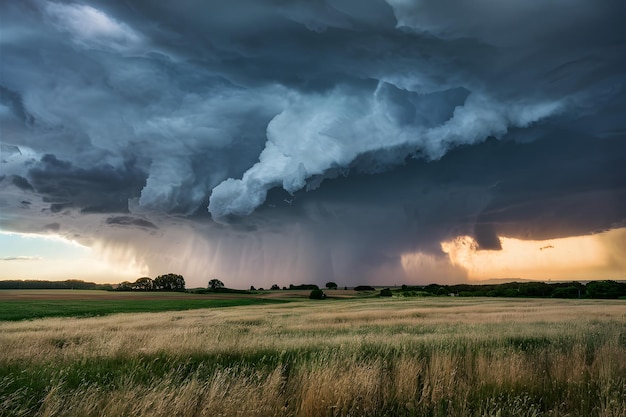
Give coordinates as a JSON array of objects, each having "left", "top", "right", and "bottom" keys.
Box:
[{"left": 0, "top": 297, "right": 288, "bottom": 321}]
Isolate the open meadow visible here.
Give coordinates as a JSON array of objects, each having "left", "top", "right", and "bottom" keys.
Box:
[
  {"left": 0, "top": 294, "right": 624, "bottom": 416},
  {"left": 0, "top": 290, "right": 295, "bottom": 321}
]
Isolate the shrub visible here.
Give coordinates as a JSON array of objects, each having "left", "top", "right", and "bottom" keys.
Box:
[
  {"left": 309, "top": 289, "right": 326, "bottom": 299},
  {"left": 379, "top": 288, "right": 392, "bottom": 297},
  {"left": 290, "top": 284, "right": 319, "bottom": 290}
]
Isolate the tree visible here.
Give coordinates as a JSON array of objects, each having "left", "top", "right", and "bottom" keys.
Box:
[
  {"left": 325, "top": 282, "right": 338, "bottom": 290},
  {"left": 380, "top": 288, "right": 392, "bottom": 297},
  {"left": 133, "top": 277, "right": 153, "bottom": 291},
  {"left": 309, "top": 289, "right": 326, "bottom": 300},
  {"left": 585, "top": 280, "right": 625, "bottom": 299},
  {"left": 208, "top": 279, "right": 225, "bottom": 291},
  {"left": 154, "top": 273, "right": 185, "bottom": 291},
  {"left": 250, "top": 285, "right": 256, "bottom": 291},
  {"left": 270, "top": 284, "right": 280, "bottom": 290}
]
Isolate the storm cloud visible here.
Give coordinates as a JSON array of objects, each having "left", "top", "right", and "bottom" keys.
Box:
[{"left": 1, "top": 0, "right": 625, "bottom": 287}]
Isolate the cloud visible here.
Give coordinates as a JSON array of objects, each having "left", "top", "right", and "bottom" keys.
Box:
[
  {"left": 209, "top": 87, "right": 563, "bottom": 220},
  {"left": 27, "top": 154, "right": 146, "bottom": 214},
  {"left": 0, "top": 0, "right": 624, "bottom": 286},
  {"left": 0, "top": 256, "right": 42, "bottom": 262},
  {"left": 106, "top": 216, "right": 158, "bottom": 230},
  {"left": 44, "top": 2, "right": 143, "bottom": 52},
  {"left": 385, "top": 0, "right": 594, "bottom": 44}
]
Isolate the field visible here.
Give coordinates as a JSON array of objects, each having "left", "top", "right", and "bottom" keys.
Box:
[
  {"left": 0, "top": 290, "right": 293, "bottom": 321},
  {"left": 0, "top": 293, "right": 624, "bottom": 416}
]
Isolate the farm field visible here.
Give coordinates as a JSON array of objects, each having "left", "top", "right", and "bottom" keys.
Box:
[
  {"left": 0, "top": 290, "right": 296, "bottom": 321},
  {"left": 0, "top": 296, "right": 624, "bottom": 416}
]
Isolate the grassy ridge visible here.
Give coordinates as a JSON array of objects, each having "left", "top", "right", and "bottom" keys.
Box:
[{"left": 0, "top": 295, "right": 287, "bottom": 321}]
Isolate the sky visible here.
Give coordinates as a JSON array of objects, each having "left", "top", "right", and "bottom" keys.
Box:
[{"left": 1, "top": 0, "right": 625, "bottom": 288}]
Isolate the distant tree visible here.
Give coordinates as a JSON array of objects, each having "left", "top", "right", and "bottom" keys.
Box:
[
  {"left": 309, "top": 289, "right": 326, "bottom": 300},
  {"left": 65, "top": 279, "right": 98, "bottom": 290},
  {"left": 552, "top": 286, "right": 579, "bottom": 299},
  {"left": 344, "top": 286, "right": 348, "bottom": 290},
  {"left": 0, "top": 279, "right": 100, "bottom": 290},
  {"left": 354, "top": 285, "right": 375, "bottom": 291},
  {"left": 250, "top": 285, "right": 256, "bottom": 291},
  {"left": 380, "top": 288, "right": 393, "bottom": 297},
  {"left": 271, "top": 284, "right": 280, "bottom": 290},
  {"left": 133, "top": 277, "right": 153, "bottom": 291},
  {"left": 208, "top": 279, "right": 225, "bottom": 291},
  {"left": 117, "top": 281, "right": 132, "bottom": 291},
  {"left": 585, "top": 280, "right": 625, "bottom": 299},
  {"left": 154, "top": 273, "right": 185, "bottom": 291},
  {"left": 325, "top": 282, "right": 338, "bottom": 290},
  {"left": 289, "top": 284, "right": 319, "bottom": 290}
]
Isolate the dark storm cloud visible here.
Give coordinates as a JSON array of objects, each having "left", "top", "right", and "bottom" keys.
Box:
[
  {"left": 11, "top": 176, "right": 34, "bottom": 192},
  {"left": 0, "top": 86, "right": 35, "bottom": 126},
  {"left": 1, "top": 0, "right": 625, "bottom": 285},
  {"left": 473, "top": 132, "right": 626, "bottom": 240},
  {"left": 106, "top": 216, "right": 158, "bottom": 230},
  {"left": 28, "top": 154, "right": 146, "bottom": 214}
]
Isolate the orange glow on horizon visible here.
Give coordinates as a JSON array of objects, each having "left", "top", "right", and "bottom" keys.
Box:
[{"left": 439, "top": 228, "right": 626, "bottom": 281}]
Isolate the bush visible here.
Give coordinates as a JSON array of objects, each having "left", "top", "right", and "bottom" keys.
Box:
[
  {"left": 309, "top": 289, "right": 326, "bottom": 300},
  {"left": 290, "top": 284, "right": 319, "bottom": 290},
  {"left": 380, "top": 288, "right": 392, "bottom": 297}
]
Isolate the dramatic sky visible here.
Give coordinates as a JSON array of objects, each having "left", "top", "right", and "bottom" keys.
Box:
[{"left": 1, "top": 0, "right": 625, "bottom": 288}]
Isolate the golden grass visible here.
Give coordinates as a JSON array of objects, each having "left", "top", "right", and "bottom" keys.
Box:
[{"left": 1, "top": 297, "right": 624, "bottom": 416}]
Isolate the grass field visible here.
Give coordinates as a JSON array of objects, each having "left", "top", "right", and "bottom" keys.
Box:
[
  {"left": 0, "top": 290, "right": 293, "bottom": 321},
  {"left": 0, "top": 293, "right": 624, "bottom": 416}
]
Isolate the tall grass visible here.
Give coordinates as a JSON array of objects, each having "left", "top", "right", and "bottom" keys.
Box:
[{"left": 1, "top": 298, "right": 624, "bottom": 416}]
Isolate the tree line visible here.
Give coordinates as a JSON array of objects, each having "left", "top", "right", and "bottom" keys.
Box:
[
  {"left": 2, "top": 277, "right": 624, "bottom": 299},
  {"left": 116, "top": 273, "right": 185, "bottom": 292},
  {"left": 401, "top": 280, "right": 626, "bottom": 299},
  {"left": 0, "top": 279, "right": 112, "bottom": 290}
]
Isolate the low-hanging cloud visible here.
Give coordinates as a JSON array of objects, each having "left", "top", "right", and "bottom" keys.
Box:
[
  {"left": 0, "top": 256, "right": 42, "bottom": 262},
  {"left": 1, "top": 0, "right": 625, "bottom": 286}
]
